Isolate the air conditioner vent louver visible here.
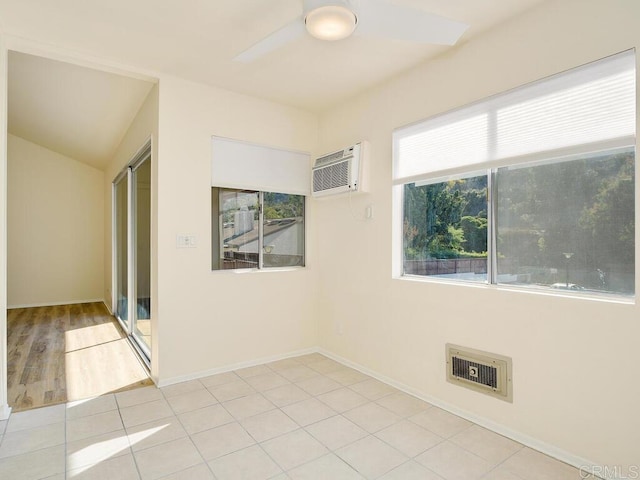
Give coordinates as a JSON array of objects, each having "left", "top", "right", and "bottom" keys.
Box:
[
  {"left": 313, "top": 160, "right": 350, "bottom": 193},
  {"left": 446, "top": 344, "right": 513, "bottom": 402},
  {"left": 316, "top": 150, "right": 348, "bottom": 167}
]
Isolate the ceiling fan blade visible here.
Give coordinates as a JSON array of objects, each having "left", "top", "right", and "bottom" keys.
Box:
[
  {"left": 234, "top": 19, "right": 306, "bottom": 63},
  {"left": 355, "top": 0, "right": 468, "bottom": 45}
]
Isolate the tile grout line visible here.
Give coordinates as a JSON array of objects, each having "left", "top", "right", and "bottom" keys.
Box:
[
  {"left": 262, "top": 361, "right": 510, "bottom": 479},
  {"left": 114, "top": 397, "right": 143, "bottom": 480},
  {"left": 0, "top": 354, "right": 589, "bottom": 480},
  {"left": 140, "top": 360, "right": 451, "bottom": 478},
  {"left": 161, "top": 377, "right": 220, "bottom": 479},
  {"left": 209, "top": 361, "right": 297, "bottom": 477},
  {"left": 203, "top": 359, "right": 412, "bottom": 478},
  {"left": 257, "top": 359, "right": 335, "bottom": 477}
]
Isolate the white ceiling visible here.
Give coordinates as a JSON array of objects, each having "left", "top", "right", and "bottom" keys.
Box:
[{"left": 0, "top": 0, "right": 547, "bottom": 168}]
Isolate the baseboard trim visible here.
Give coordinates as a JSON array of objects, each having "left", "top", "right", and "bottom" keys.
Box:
[
  {"left": 102, "top": 300, "right": 114, "bottom": 315},
  {"left": 0, "top": 403, "right": 12, "bottom": 420},
  {"left": 7, "top": 299, "right": 104, "bottom": 309},
  {"left": 156, "top": 347, "right": 318, "bottom": 388},
  {"left": 317, "top": 348, "right": 604, "bottom": 479},
  {"left": 151, "top": 345, "right": 606, "bottom": 478}
]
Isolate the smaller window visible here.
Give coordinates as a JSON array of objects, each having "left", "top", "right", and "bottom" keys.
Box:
[{"left": 212, "top": 188, "right": 305, "bottom": 270}]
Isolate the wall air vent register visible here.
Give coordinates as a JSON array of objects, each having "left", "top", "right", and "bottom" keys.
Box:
[{"left": 446, "top": 344, "right": 513, "bottom": 402}]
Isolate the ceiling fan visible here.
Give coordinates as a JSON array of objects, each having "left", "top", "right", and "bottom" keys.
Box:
[{"left": 234, "top": 0, "right": 469, "bottom": 62}]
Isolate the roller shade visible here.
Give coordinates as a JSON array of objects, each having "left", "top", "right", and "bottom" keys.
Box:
[
  {"left": 394, "top": 49, "right": 636, "bottom": 183},
  {"left": 212, "top": 136, "right": 311, "bottom": 195}
]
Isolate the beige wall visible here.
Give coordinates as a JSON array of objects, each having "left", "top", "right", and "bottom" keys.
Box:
[
  {"left": 7, "top": 134, "right": 104, "bottom": 307},
  {"left": 102, "top": 77, "right": 319, "bottom": 384},
  {"left": 315, "top": 0, "right": 639, "bottom": 469},
  {"left": 155, "top": 75, "right": 318, "bottom": 382}
]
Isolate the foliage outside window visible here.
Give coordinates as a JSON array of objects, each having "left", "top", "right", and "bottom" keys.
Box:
[
  {"left": 395, "top": 50, "right": 636, "bottom": 298},
  {"left": 402, "top": 149, "right": 635, "bottom": 296},
  {"left": 496, "top": 150, "right": 634, "bottom": 295},
  {"left": 211, "top": 188, "right": 305, "bottom": 270},
  {"left": 403, "top": 175, "right": 488, "bottom": 282}
]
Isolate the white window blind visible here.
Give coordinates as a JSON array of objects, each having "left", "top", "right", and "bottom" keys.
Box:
[
  {"left": 212, "top": 136, "right": 311, "bottom": 195},
  {"left": 393, "top": 50, "right": 636, "bottom": 183}
]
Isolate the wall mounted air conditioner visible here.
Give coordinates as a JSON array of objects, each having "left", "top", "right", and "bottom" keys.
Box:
[{"left": 312, "top": 142, "right": 366, "bottom": 197}]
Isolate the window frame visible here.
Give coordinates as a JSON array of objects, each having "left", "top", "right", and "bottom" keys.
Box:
[{"left": 396, "top": 145, "right": 636, "bottom": 300}]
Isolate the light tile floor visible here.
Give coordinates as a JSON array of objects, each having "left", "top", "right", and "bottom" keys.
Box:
[{"left": 0, "top": 353, "right": 595, "bottom": 480}]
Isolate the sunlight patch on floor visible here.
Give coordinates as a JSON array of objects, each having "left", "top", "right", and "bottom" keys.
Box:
[
  {"left": 65, "top": 323, "right": 123, "bottom": 352},
  {"left": 67, "top": 424, "right": 168, "bottom": 475},
  {"left": 65, "top": 335, "right": 150, "bottom": 401}
]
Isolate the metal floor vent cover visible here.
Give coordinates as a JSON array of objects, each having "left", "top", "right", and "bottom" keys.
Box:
[{"left": 446, "top": 344, "right": 513, "bottom": 402}]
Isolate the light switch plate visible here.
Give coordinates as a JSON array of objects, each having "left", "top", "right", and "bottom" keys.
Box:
[{"left": 177, "top": 234, "right": 197, "bottom": 248}]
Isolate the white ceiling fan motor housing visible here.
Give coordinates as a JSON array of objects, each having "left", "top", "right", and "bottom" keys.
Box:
[{"left": 303, "top": 0, "right": 359, "bottom": 41}]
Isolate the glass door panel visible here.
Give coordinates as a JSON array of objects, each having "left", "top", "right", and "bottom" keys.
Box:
[
  {"left": 114, "top": 175, "right": 129, "bottom": 330},
  {"left": 133, "top": 156, "right": 151, "bottom": 354}
]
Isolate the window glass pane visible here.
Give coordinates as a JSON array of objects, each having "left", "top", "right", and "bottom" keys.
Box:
[
  {"left": 263, "top": 193, "right": 305, "bottom": 267},
  {"left": 496, "top": 148, "right": 635, "bottom": 296},
  {"left": 215, "top": 189, "right": 259, "bottom": 270},
  {"left": 403, "top": 175, "right": 488, "bottom": 281}
]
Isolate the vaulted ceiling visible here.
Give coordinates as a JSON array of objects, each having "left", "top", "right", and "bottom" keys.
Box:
[{"left": 8, "top": 52, "right": 154, "bottom": 169}]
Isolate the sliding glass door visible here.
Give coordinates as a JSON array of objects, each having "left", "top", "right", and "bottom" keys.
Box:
[
  {"left": 113, "top": 143, "right": 151, "bottom": 362},
  {"left": 114, "top": 174, "right": 129, "bottom": 331},
  {"left": 132, "top": 156, "right": 151, "bottom": 354}
]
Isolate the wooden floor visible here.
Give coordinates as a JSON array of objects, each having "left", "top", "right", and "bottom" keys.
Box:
[{"left": 7, "top": 302, "right": 153, "bottom": 412}]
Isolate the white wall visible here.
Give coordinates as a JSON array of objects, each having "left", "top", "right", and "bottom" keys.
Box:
[
  {"left": 155, "top": 75, "right": 318, "bottom": 382},
  {"left": 316, "top": 0, "right": 639, "bottom": 470},
  {"left": 7, "top": 134, "right": 104, "bottom": 307}
]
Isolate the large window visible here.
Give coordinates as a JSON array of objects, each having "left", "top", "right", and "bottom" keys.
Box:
[
  {"left": 212, "top": 188, "right": 305, "bottom": 270},
  {"left": 394, "top": 50, "right": 636, "bottom": 298}
]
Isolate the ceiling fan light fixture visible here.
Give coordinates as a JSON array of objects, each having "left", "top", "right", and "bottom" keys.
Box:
[{"left": 305, "top": 5, "right": 357, "bottom": 41}]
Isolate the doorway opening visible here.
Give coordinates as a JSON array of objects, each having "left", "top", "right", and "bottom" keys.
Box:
[{"left": 5, "top": 51, "right": 156, "bottom": 412}]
